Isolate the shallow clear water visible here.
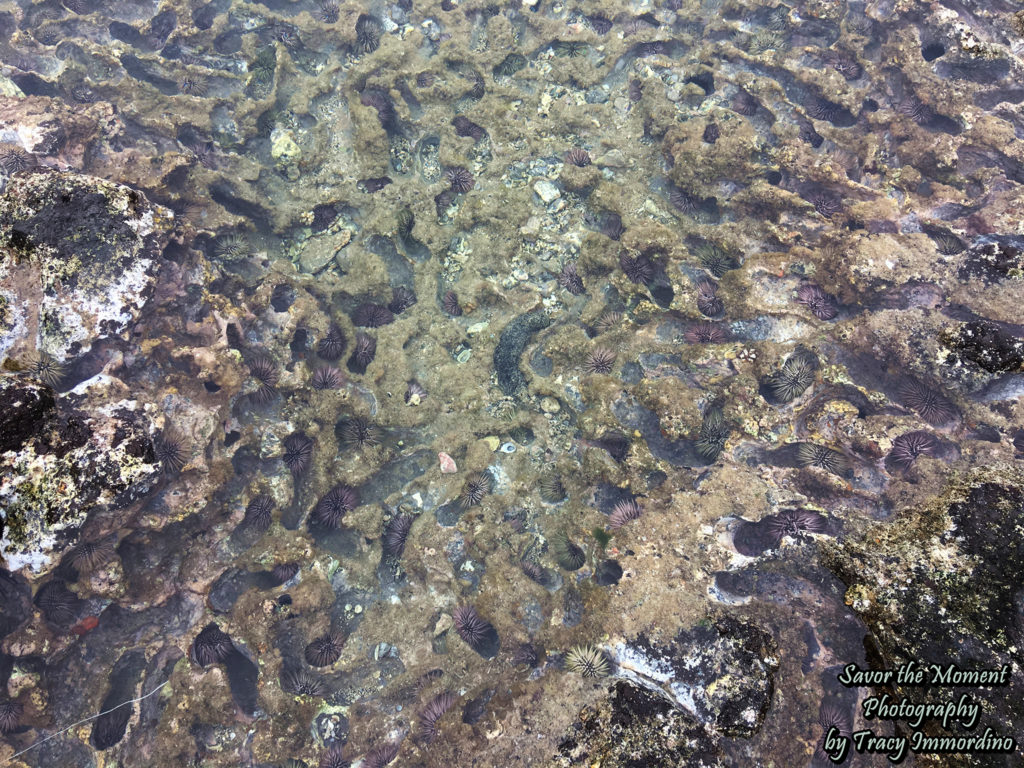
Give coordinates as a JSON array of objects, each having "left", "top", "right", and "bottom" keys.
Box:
[{"left": 1, "top": 0, "right": 1024, "bottom": 765}]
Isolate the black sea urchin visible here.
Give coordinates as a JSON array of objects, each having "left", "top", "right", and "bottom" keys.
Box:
[
  {"left": 694, "top": 242, "right": 739, "bottom": 277},
  {"left": 282, "top": 432, "right": 314, "bottom": 475},
  {"left": 619, "top": 253, "right": 653, "bottom": 284},
  {"left": 419, "top": 690, "right": 456, "bottom": 742},
  {"left": 552, "top": 532, "right": 585, "bottom": 571},
  {"left": 0, "top": 143, "right": 33, "bottom": 174},
  {"left": 249, "top": 355, "right": 279, "bottom": 404},
  {"left": 27, "top": 352, "right": 65, "bottom": 388},
  {"left": 0, "top": 700, "right": 23, "bottom": 734},
  {"left": 271, "top": 562, "right": 300, "bottom": 585},
  {"left": 887, "top": 430, "right": 938, "bottom": 472},
  {"left": 282, "top": 666, "right": 326, "bottom": 697},
  {"left": 695, "top": 407, "right": 730, "bottom": 461},
  {"left": 459, "top": 471, "right": 493, "bottom": 508},
  {"left": 311, "top": 365, "right": 343, "bottom": 390},
  {"left": 155, "top": 430, "right": 188, "bottom": 475},
  {"left": 337, "top": 416, "right": 379, "bottom": 449},
  {"left": 583, "top": 347, "right": 616, "bottom": 374},
  {"left": 192, "top": 622, "right": 233, "bottom": 666},
  {"left": 558, "top": 262, "right": 585, "bottom": 295},
  {"left": 819, "top": 701, "right": 853, "bottom": 736},
  {"left": 539, "top": 474, "right": 566, "bottom": 503},
  {"left": 767, "top": 354, "right": 816, "bottom": 403},
  {"left": 382, "top": 514, "right": 414, "bottom": 559},
  {"left": 311, "top": 484, "right": 359, "bottom": 528},
  {"left": 565, "top": 645, "right": 610, "bottom": 678},
  {"left": 35, "top": 580, "right": 77, "bottom": 624},
  {"left": 305, "top": 631, "right": 345, "bottom": 667},
  {"left": 71, "top": 535, "right": 117, "bottom": 572},
  {"left": 796, "top": 283, "right": 838, "bottom": 320},
  {"left": 355, "top": 13, "right": 382, "bottom": 53},
  {"left": 608, "top": 498, "right": 643, "bottom": 530},
  {"left": 244, "top": 494, "right": 274, "bottom": 531},
  {"left": 797, "top": 443, "right": 849, "bottom": 475},
  {"left": 898, "top": 378, "right": 957, "bottom": 425},
  {"left": 317, "top": 0, "right": 339, "bottom": 22},
  {"left": 444, "top": 166, "right": 474, "bottom": 194}
]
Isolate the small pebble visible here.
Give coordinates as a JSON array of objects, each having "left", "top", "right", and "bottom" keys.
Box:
[
  {"left": 483, "top": 436, "right": 501, "bottom": 451},
  {"left": 540, "top": 396, "right": 561, "bottom": 414},
  {"left": 500, "top": 442, "right": 516, "bottom": 453},
  {"left": 439, "top": 452, "right": 458, "bottom": 473}
]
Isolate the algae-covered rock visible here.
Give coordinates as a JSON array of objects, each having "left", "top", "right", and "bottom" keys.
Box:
[
  {"left": 0, "top": 373, "right": 159, "bottom": 573},
  {"left": 0, "top": 170, "right": 173, "bottom": 363}
]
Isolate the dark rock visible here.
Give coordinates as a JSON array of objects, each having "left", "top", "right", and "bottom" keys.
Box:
[
  {"left": 822, "top": 481, "right": 1024, "bottom": 763},
  {"left": 943, "top": 320, "right": 1024, "bottom": 374},
  {"left": 616, "top": 616, "right": 778, "bottom": 737},
  {"left": 92, "top": 649, "right": 147, "bottom": 749},
  {"left": 557, "top": 681, "right": 724, "bottom": 767},
  {"left": 493, "top": 310, "right": 552, "bottom": 396},
  {"left": 0, "top": 376, "right": 55, "bottom": 453}
]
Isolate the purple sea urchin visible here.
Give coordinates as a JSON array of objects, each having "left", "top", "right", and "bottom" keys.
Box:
[
  {"left": 444, "top": 166, "right": 474, "bottom": 194},
  {"left": 405, "top": 380, "right": 427, "bottom": 404},
  {"left": 311, "top": 484, "right": 359, "bottom": 528},
  {"left": 887, "top": 430, "right": 938, "bottom": 472},
  {"left": 558, "top": 262, "right": 585, "bottom": 295},
  {"left": 619, "top": 253, "right": 653, "bottom": 284},
  {"left": 317, "top": 0, "right": 339, "bottom": 23},
  {"left": 349, "top": 332, "right": 376, "bottom": 372},
  {"left": 305, "top": 631, "right": 345, "bottom": 667},
  {"left": 583, "top": 347, "right": 616, "bottom": 374},
  {"left": 696, "top": 280, "right": 724, "bottom": 317},
  {"left": 282, "top": 432, "right": 314, "bottom": 475},
  {"left": 318, "top": 324, "right": 347, "bottom": 360},
  {"left": 685, "top": 323, "right": 728, "bottom": 344},
  {"left": 796, "top": 283, "right": 838, "bottom": 320},
  {"left": 192, "top": 623, "right": 233, "bottom": 666},
  {"left": 766, "top": 508, "right": 826, "bottom": 544},
  {"left": 452, "top": 604, "right": 490, "bottom": 647},
  {"left": 0, "top": 143, "right": 33, "bottom": 174},
  {"left": 311, "top": 365, "right": 343, "bottom": 390},
  {"left": 452, "top": 115, "right": 485, "bottom": 141},
  {"left": 271, "top": 562, "right": 299, "bottom": 585},
  {"left": 818, "top": 701, "right": 853, "bottom": 735},
  {"left": 442, "top": 290, "right": 463, "bottom": 316},
  {"left": 351, "top": 302, "right": 394, "bottom": 328},
  {"left": 35, "top": 580, "right": 77, "bottom": 624},
  {"left": 388, "top": 286, "right": 417, "bottom": 314},
  {"left": 566, "top": 148, "right": 591, "bottom": 167},
  {"left": 608, "top": 498, "right": 643, "bottom": 530},
  {"left": 419, "top": 690, "right": 457, "bottom": 742},
  {"left": 363, "top": 741, "right": 401, "bottom": 768}
]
